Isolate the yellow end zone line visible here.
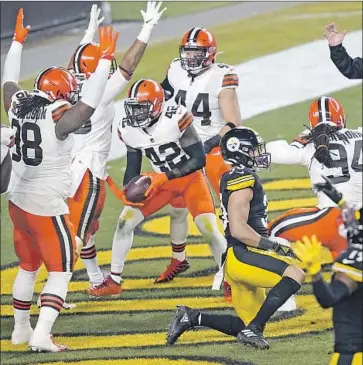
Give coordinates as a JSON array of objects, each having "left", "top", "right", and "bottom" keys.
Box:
[
  {"left": 1, "top": 295, "right": 332, "bottom": 353},
  {"left": 263, "top": 178, "right": 311, "bottom": 191},
  {"left": 0, "top": 277, "right": 330, "bottom": 317},
  {"left": 0, "top": 243, "right": 332, "bottom": 295}
]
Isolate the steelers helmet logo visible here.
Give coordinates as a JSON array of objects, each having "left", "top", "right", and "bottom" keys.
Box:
[{"left": 226, "top": 137, "right": 240, "bottom": 152}]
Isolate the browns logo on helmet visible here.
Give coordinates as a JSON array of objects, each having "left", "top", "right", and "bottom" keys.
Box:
[
  {"left": 34, "top": 66, "right": 79, "bottom": 104},
  {"left": 179, "top": 27, "right": 217, "bottom": 74},
  {"left": 308, "top": 96, "right": 346, "bottom": 129},
  {"left": 124, "top": 79, "right": 165, "bottom": 128},
  {"left": 68, "top": 42, "right": 117, "bottom": 79}
]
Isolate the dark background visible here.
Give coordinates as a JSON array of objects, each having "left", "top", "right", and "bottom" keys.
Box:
[{"left": 0, "top": 1, "right": 102, "bottom": 40}]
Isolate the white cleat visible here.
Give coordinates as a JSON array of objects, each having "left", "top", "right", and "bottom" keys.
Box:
[
  {"left": 11, "top": 325, "right": 33, "bottom": 345},
  {"left": 29, "top": 333, "right": 68, "bottom": 353}
]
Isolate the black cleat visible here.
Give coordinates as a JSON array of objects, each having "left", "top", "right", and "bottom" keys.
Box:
[
  {"left": 237, "top": 325, "right": 270, "bottom": 350},
  {"left": 166, "top": 305, "right": 199, "bottom": 345}
]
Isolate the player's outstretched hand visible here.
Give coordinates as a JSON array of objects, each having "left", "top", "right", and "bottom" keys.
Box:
[
  {"left": 13, "top": 8, "right": 31, "bottom": 44},
  {"left": 291, "top": 235, "right": 322, "bottom": 276},
  {"left": 324, "top": 22, "right": 347, "bottom": 47},
  {"left": 88, "top": 4, "right": 104, "bottom": 31},
  {"left": 143, "top": 172, "right": 168, "bottom": 199},
  {"left": 314, "top": 175, "right": 344, "bottom": 207},
  {"left": 98, "top": 26, "right": 119, "bottom": 60},
  {"left": 141, "top": 1, "right": 167, "bottom": 27}
]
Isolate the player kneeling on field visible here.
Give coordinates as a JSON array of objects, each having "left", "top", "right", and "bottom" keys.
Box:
[
  {"left": 167, "top": 127, "right": 305, "bottom": 350},
  {"left": 87, "top": 79, "right": 227, "bottom": 298}
]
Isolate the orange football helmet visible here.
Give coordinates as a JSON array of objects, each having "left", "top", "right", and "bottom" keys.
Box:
[
  {"left": 179, "top": 27, "right": 217, "bottom": 74},
  {"left": 308, "top": 96, "right": 346, "bottom": 129},
  {"left": 125, "top": 79, "right": 164, "bottom": 128},
  {"left": 34, "top": 66, "right": 79, "bottom": 104},
  {"left": 69, "top": 42, "right": 117, "bottom": 79}
]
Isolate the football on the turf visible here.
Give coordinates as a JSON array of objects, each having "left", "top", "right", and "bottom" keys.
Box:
[{"left": 125, "top": 175, "right": 151, "bottom": 203}]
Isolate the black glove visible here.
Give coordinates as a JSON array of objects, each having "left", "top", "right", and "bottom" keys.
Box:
[
  {"left": 314, "top": 175, "right": 344, "bottom": 206},
  {"left": 274, "top": 243, "right": 299, "bottom": 260}
]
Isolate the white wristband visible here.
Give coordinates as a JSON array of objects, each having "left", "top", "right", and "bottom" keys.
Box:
[
  {"left": 137, "top": 24, "right": 153, "bottom": 44},
  {"left": 81, "top": 59, "right": 111, "bottom": 109},
  {"left": 2, "top": 41, "right": 23, "bottom": 86}
]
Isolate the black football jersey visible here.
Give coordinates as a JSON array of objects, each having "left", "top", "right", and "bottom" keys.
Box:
[
  {"left": 220, "top": 166, "right": 268, "bottom": 248},
  {"left": 331, "top": 244, "right": 363, "bottom": 352}
]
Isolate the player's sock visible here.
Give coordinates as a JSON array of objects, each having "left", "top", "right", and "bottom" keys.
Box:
[
  {"left": 169, "top": 206, "right": 189, "bottom": 261},
  {"left": 110, "top": 207, "right": 144, "bottom": 282},
  {"left": 250, "top": 277, "right": 301, "bottom": 331},
  {"left": 80, "top": 235, "right": 104, "bottom": 286},
  {"left": 194, "top": 213, "right": 227, "bottom": 267},
  {"left": 34, "top": 272, "right": 72, "bottom": 336},
  {"left": 171, "top": 242, "right": 186, "bottom": 261},
  {"left": 199, "top": 313, "right": 245, "bottom": 337},
  {"left": 12, "top": 268, "right": 38, "bottom": 328}
]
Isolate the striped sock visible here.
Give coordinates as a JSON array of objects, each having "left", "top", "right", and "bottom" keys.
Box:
[{"left": 171, "top": 242, "right": 186, "bottom": 261}]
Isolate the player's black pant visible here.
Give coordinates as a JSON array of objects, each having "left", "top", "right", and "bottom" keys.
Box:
[{"left": 330, "top": 352, "right": 362, "bottom": 365}]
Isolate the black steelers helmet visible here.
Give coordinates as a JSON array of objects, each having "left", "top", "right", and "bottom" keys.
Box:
[
  {"left": 342, "top": 207, "right": 363, "bottom": 245},
  {"left": 220, "top": 127, "right": 271, "bottom": 170}
]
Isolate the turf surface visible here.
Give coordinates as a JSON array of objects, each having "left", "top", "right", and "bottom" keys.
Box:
[{"left": 1, "top": 2, "right": 362, "bottom": 365}]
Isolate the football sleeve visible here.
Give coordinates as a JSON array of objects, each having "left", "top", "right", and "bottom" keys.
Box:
[
  {"left": 100, "top": 68, "right": 129, "bottom": 107},
  {"left": 266, "top": 140, "right": 310, "bottom": 166},
  {"left": 50, "top": 101, "right": 72, "bottom": 123},
  {"left": 216, "top": 65, "right": 239, "bottom": 96},
  {"left": 332, "top": 246, "right": 363, "bottom": 283}
]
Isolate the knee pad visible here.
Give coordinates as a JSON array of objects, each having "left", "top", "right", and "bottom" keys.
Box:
[{"left": 117, "top": 206, "right": 144, "bottom": 235}]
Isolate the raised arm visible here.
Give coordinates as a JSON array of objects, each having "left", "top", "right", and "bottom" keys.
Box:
[
  {"left": 100, "top": 2, "right": 166, "bottom": 106},
  {"left": 79, "top": 4, "right": 104, "bottom": 45},
  {"left": 2, "top": 8, "right": 30, "bottom": 112},
  {"left": 56, "top": 26, "right": 119, "bottom": 140}
]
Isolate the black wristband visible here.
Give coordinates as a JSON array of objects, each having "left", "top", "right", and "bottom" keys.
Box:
[
  {"left": 258, "top": 236, "right": 278, "bottom": 251},
  {"left": 119, "top": 66, "right": 133, "bottom": 77},
  {"left": 225, "top": 122, "right": 236, "bottom": 129}
]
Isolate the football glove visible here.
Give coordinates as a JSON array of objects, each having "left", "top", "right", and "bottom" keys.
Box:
[
  {"left": 144, "top": 172, "right": 169, "bottom": 199},
  {"left": 98, "top": 26, "right": 119, "bottom": 61},
  {"left": 274, "top": 243, "right": 299, "bottom": 260},
  {"left": 314, "top": 175, "right": 344, "bottom": 207},
  {"left": 291, "top": 235, "right": 322, "bottom": 276},
  {"left": 141, "top": 1, "right": 166, "bottom": 28},
  {"left": 88, "top": 4, "right": 104, "bottom": 31},
  {"left": 13, "top": 8, "right": 31, "bottom": 44}
]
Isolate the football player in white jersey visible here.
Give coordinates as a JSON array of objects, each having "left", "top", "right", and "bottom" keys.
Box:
[
  {"left": 1, "top": 124, "right": 15, "bottom": 194},
  {"left": 66, "top": 2, "right": 166, "bottom": 288},
  {"left": 3, "top": 9, "right": 118, "bottom": 351},
  {"left": 266, "top": 96, "right": 362, "bottom": 312},
  {"left": 87, "top": 79, "right": 227, "bottom": 297},
  {"left": 156, "top": 28, "right": 242, "bottom": 294}
]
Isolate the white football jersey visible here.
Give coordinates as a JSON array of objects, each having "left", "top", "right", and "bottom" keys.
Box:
[
  {"left": 71, "top": 69, "right": 129, "bottom": 181},
  {"left": 118, "top": 104, "right": 193, "bottom": 173},
  {"left": 8, "top": 90, "right": 73, "bottom": 216},
  {"left": 266, "top": 128, "right": 363, "bottom": 209},
  {"left": 166, "top": 59, "right": 239, "bottom": 142}
]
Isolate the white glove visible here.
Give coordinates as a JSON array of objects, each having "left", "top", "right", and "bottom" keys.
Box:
[
  {"left": 1, "top": 125, "right": 15, "bottom": 164},
  {"left": 137, "top": 1, "right": 166, "bottom": 43},
  {"left": 80, "top": 4, "right": 105, "bottom": 45}
]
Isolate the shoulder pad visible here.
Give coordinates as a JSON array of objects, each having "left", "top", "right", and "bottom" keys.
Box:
[
  {"left": 217, "top": 63, "right": 238, "bottom": 88},
  {"left": 332, "top": 244, "right": 363, "bottom": 283},
  {"left": 225, "top": 169, "right": 256, "bottom": 191},
  {"left": 173, "top": 106, "right": 192, "bottom": 132}
]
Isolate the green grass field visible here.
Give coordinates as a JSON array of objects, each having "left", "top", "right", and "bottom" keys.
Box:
[
  {"left": 1, "top": 2, "right": 362, "bottom": 365},
  {"left": 110, "top": 1, "right": 232, "bottom": 21}
]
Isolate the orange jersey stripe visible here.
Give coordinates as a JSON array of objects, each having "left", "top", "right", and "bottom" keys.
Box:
[
  {"left": 222, "top": 81, "right": 239, "bottom": 88},
  {"left": 178, "top": 112, "right": 193, "bottom": 131},
  {"left": 52, "top": 104, "right": 71, "bottom": 122}
]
